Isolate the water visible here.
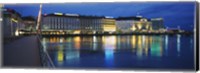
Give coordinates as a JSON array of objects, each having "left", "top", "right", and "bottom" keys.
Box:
[{"left": 41, "top": 35, "right": 194, "bottom": 70}]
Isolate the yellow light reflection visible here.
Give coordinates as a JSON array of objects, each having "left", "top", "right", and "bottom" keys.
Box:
[
  {"left": 144, "top": 36, "right": 149, "bottom": 56},
  {"left": 136, "top": 36, "right": 143, "bottom": 57},
  {"left": 74, "top": 36, "right": 81, "bottom": 50},
  {"left": 137, "top": 36, "right": 142, "bottom": 49},
  {"left": 131, "top": 36, "right": 136, "bottom": 50},
  {"left": 57, "top": 49, "right": 64, "bottom": 64},
  {"left": 103, "top": 36, "right": 116, "bottom": 50}
]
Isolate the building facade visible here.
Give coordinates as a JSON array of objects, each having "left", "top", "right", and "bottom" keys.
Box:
[
  {"left": 102, "top": 17, "right": 116, "bottom": 33},
  {"left": 115, "top": 17, "right": 142, "bottom": 33},
  {"left": 134, "top": 18, "right": 152, "bottom": 32},
  {"left": 116, "top": 17, "right": 153, "bottom": 33},
  {"left": 22, "top": 16, "right": 36, "bottom": 32},
  {"left": 3, "top": 8, "right": 23, "bottom": 37},
  {"left": 79, "top": 16, "right": 104, "bottom": 34},
  {"left": 41, "top": 13, "right": 105, "bottom": 34},
  {"left": 151, "top": 18, "right": 165, "bottom": 31}
]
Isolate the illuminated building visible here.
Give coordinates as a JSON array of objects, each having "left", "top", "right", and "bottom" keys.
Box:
[
  {"left": 102, "top": 17, "right": 116, "bottom": 33},
  {"left": 41, "top": 13, "right": 105, "bottom": 34},
  {"left": 41, "top": 13, "right": 80, "bottom": 34},
  {"left": 151, "top": 18, "right": 165, "bottom": 31},
  {"left": 115, "top": 16, "right": 142, "bottom": 33},
  {"left": 3, "top": 8, "right": 23, "bottom": 37},
  {"left": 21, "top": 16, "right": 36, "bottom": 31},
  {"left": 79, "top": 15, "right": 104, "bottom": 34},
  {"left": 134, "top": 18, "right": 152, "bottom": 32}
]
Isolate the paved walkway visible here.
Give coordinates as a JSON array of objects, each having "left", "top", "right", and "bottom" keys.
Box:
[{"left": 3, "top": 36, "right": 42, "bottom": 68}]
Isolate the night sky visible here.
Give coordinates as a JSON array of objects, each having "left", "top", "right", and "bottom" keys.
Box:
[{"left": 4, "top": 2, "right": 196, "bottom": 31}]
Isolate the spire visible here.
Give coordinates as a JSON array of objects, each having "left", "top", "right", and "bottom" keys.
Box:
[{"left": 36, "top": 4, "right": 42, "bottom": 32}]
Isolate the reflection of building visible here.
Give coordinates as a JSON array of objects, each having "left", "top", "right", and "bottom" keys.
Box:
[
  {"left": 116, "top": 17, "right": 142, "bottom": 32},
  {"left": 102, "top": 17, "right": 116, "bottom": 33},
  {"left": 3, "top": 8, "right": 23, "bottom": 37},
  {"left": 150, "top": 36, "right": 163, "bottom": 57},
  {"left": 151, "top": 18, "right": 165, "bottom": 31},
  {"left": 22, "top": 16, "right": 36, "bottom": 31}
]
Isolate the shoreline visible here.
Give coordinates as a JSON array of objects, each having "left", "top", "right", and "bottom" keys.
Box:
[{"left": 21, "top": 32, "right": 194, "bottom": 37}]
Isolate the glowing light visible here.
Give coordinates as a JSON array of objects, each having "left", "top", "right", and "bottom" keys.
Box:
[
  {"left": 103, "top": 36, "right": 116, "bottom": 50},
  {"left": 131, "top": 25, "right": 136, "bottom": 31},
  {"left": 60, "top": 37, "right": 64, "bottom": 43},
  {"left": 54, "top": 12, "right": 63, "bottom": 15},
  {"left": 165, "top": 35, "right": 168, "bottom": 55},
  {"left": 93, "top": 36, "right": 97, "bottom": 42},
  {"left": 105, "top": 48, "right": 114, "bottom": 67},
  {"left": 144, "top": 36, "right": 149, "bottom": 56},
  {"left": 65, "top": 51, "right": 80, "bottom": 64},
  {"left": 0, "top": 18, "right": 2, "bottom": 21},
  {"left": 177, "top": 35, "right": 181, "bottom": 56},
  {"left": 131, "top": 36, "right": 136, "bottom": 49},
  {"left": 74, "top": 36, "right": 81, "bottom": 50},
  {"left": 11, "top": 18, "right": 18, "bottom": 23},
  {"left": 65, "top": 13, "right": 79, "bottom": 16},
  {"left": 105, "top": 16, "right": 114, "bottom": 18},
  {"left": 73, "top": 30, "right": 81, "bottom": 34},
  {"left": 57, "top": 50, "right": 64, "bottom": 63},
  {"left": 137, "top": 36, "right": 142, "bottom": 49},
  {"left": 150, "top": 36, "right": 162, "bottom": 57},
  {"left": 103, "top": 25, "right": 116, "bottom": 32},
  {"left": 137, "top": 23, "right": 142, "bottom": 30},
  {"left": 15, "top": 30, "right": 19, "bottom": 36}
]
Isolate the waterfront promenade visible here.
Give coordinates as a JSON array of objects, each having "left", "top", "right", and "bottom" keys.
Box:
[{"left": 3, "top": 36, "right": 42, "bottom": 67}]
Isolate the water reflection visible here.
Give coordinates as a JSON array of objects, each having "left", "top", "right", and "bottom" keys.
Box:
[
  {"left": 103, "top": 36, "right": 116, "bottom": 67},
  {"left": 177, "top": 35, "right": 181, "bottom": 56},
  {"left": 42, "top": 35, "right": 194, "bottom": 69},
  {"left": 150, "top": 36, "right": 163, "bottom": 57}
]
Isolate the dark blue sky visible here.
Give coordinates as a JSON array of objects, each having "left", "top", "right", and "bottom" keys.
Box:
[{"left": 4, "top": 2, "right": 196, "bottom": 31}]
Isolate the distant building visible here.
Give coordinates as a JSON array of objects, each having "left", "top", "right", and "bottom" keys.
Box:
[
  {"left": 102, "top": 17, "right": 116, "bottom": 33},
  {"left": 134, "top": 18, "right": 152, "bottom": 32},
  {"left": 79, "top": 15, "right": 104, "bottom": 34},
  {"left": 151, "top": 18, "right": 165, "bottom": 30},
  {"left": 41, "top": 13, "right": 105, "bottom": 34},
  {"left": 22, "top": 16, "right": 36, "bottom": 31},
  {"left": 41, "top": 13, "right": 80, "bottom": 34},
  {"left": 3, "top": 8, "right": 22, "bottom": 37},
  {"left": 116, "top": 16, "right": 141, "bottom": 32}
]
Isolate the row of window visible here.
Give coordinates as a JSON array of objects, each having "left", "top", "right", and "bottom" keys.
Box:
[{"left": 42, "top": 17, "right": 104, "bottom": 30}]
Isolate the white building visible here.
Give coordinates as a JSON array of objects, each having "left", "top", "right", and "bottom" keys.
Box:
[{"left": 115, "top": 17, "right": 142, "bottom": 32}]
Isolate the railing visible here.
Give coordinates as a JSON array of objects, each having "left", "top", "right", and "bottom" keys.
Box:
[{"left": 36, "top": 34, "right": 55, "bottom": 68}]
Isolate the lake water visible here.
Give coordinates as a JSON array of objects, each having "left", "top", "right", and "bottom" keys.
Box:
[{"left": 41, "top": 34, "right": 195, "bottom": 70}]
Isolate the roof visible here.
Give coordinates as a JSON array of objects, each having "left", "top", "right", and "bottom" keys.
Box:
[
  {"left": 22, "top": 16, "right": 36, "bottom": 21},
  {"left": 115, "top": 16, "right": 142, "bottom": 21},
  {"left": 3, "top": 8, "right": 21, "bottom": 17},
  {"left": 42, "top": 13, "right": 105, "bottom": 19}
]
